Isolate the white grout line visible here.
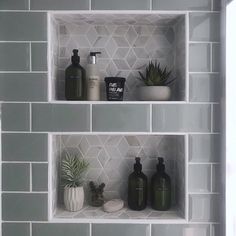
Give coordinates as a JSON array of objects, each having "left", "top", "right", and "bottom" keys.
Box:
[
  {"left": 189, "top": 162, "right": 220, "bottom": 165},
  {"left": 30, "top": 222, "right": 32, "bottom": 236},
  {"left": 89, "top": 223, "right": 92, "bottom": 236},
  {"left": 2, "top": 191, "right": 48, "bottom": 194},
  {"left": 89, "top": 0, "right": 92, "bottom": 11},
  {"left": 1, "top": 131, "right": 221, "bottom": 135},
  {"left": 29, "top": 163, "right": 32, "bottom": 192},
  {"left": 211, "top": 0, "right": 214, "bottom": 11},
  {"left": 48, "top": 134, "right": 53, "bottom": 221},
  {"left": 185, "top": 134, "right": 189, "bottom": 221},
  {"left": 2, "top": 161, "right": 48, "bottom": 164},
  {"left": 28, "top": 0, "right": 30, "bottom": 10},
  {"left": 150, "top": 104, "right": 152, "bottom": 132},
  {"left": 29, "top": 103, "right": 32, "bottom": 132},
  {"left": 149, "top": 223, "right": 152, "bottom": 236},
  {"left": 188, "top": 192, "right": 221, "bottom": 195},
  {"left": 210, "top": 164, "right": 213, "bottom": 192},
  {"left": 186, "top": 12, "right": 190, "bottom": 102},
  {"left": 149, "top": 0, "right": 152, "bottom": 11},
  {"left": 0, "top": 71, "right": 47, "bottom": 73},
  {"left": 0, "top": 10, "right": 221, "bottom": 13},
  {"left": 210, "top": 43, "right": 213, "bottom": 72},
  {"left": 211, "top": 104, "right": 214, "bottom": 133},
  {"left": 29, "top": 42, "right": 32, "bottom": 71},
  {"left": 0, "top": 41, "right": 47, "bottom": 43},
  {"left": 189, "top": 71, "right": 220, "bottom": 74},
  {"left": 189, "top": 41, "right": 220, "bottom": 44}
]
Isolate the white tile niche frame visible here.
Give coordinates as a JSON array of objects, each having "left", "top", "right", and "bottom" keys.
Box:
[
  {"left": 48, "top": 12, "right": 187, "bottom": 102},
  {"left": 49, "top": 134, "right": 186, "bottom": 223}
]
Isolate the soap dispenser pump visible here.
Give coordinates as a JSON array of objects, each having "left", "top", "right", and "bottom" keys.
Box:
[
  {"left": 128, "top": 157, "right": 147, "bottom": 211},
  {"left": 151, "top": 157, "right": 171, "bottom": 211},
  {"left": 65, "top": 49, "right": 86, "bottom": 100},
  {"left": 87, "top": 51, "right": 101, "bottom": 101}
]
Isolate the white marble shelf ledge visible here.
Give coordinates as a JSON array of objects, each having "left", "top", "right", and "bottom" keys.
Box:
[{"left": 54, "top": 205, "right": 184, "bottom": 220}]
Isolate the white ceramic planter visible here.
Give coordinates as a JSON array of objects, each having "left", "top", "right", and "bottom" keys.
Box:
[
  {"left": 138, "top": 86, "right": 171, "bottom": 101},
  {"left": 64, "top": 186, "right": 84, "bottom": 212}
]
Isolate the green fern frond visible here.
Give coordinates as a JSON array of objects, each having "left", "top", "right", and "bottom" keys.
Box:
[{"left": 61, "top": 152, "right": 89, "bottom": 188}]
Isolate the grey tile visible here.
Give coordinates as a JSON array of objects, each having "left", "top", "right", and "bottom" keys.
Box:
[
  {"left": 2, "top": 163, "right": 30, "bottom": 191},
  {"left": 0, "top": 73, "right": 47, "bottom": 101},
  {"left": 2, "top": 193, "right": 48, "bottom": 221},
  {"left": 152, "top": 224, "right": 210, "bottom": 236},
  {"left": 152, "top": 104, "right": 211, "bottom": 132},
  {"left": 2, "top": 133, "right": 48, "bottom": 162},
  {"left": 189, "top": 74, "right": 219, "bottom": 102},
  {"left": 0, "top": 12, "right": 47, "bottom": 41},
  {"left": 31, "top": 43, "right": 47, "bottom": 71},
  {"left": 152, "top": 0, "right": 211, "bottom": 10},
  {"left": 2, "top": 223, "right": 30, "bottom": 236},
  {"left": 2, "top": 103, "right": 30, "bottom": 131},
  {"left": 213, "top": 0, "right": 221, "bottom": 10},
  {"left": 92, "top": 104, "right": 150, "bottom": 132},
  {"left": 0, "top": 0, "right": 28, "bottom": 10},
  {"left": 0, "top": 43, "right": 29, "bottom": 71},
  {"left": 189, "top": 134, "right": 221, "bottom": 163},
  {"left": 189, "top": 13, "right": 220, "bottom": 42},
  {"left": 189, "top": 164, "right": 211, "bottom": 192},
  {"left": 189, "top": 43, "right": 211, "bottom": 72},
  {"left": 212, "top": 44, "right": 220, "bottom": 72},
  {"left": 31, "top": 0, "right": 89, "bottom": 10},
  {"left": 32, "top": 163, "right": 48, "bottom": 191},
  {"left": 212, "top": 224, "right": 222, "bottom": 236},
  {"left": 212, "top": 104, "right": 221, "bottom": 132},
  {"left": 32, "top": 104, "right": 90, "bottom": 132},
  {"left": 93, "top": 224, "right": 149, "bottom": 236},
  {"left": 33, "top": 223, "right": 89, "bottom": 236},
  {"left": 92, "top": 0, "right": 150, "bottom": 10},
  {"left": 212, "top": 164, "right": 221, "bottom": 193},
  {"left": 189, "top": 194, "right": 220, "bottom": 222}
]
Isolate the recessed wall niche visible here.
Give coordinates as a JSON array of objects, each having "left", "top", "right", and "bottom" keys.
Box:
[
  {"left": 50, "top": 134, "right": 186, "bottom": 221},
  {"left": 48, "top": 13, "right": 186, "bottom": 101}
]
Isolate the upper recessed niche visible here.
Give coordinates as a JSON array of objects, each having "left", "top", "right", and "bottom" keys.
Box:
[{"left": 48, "top": 13, "right": 186, "bottom": 101}]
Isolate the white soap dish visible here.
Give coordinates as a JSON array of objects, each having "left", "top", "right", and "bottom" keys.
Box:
[{"left": 103, "top": 199, "right": 124, "bottom": 213}]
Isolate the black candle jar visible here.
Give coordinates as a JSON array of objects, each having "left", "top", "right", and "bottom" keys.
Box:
[{"left": 104, "top": 77, "right": 126, "bottom": 101}]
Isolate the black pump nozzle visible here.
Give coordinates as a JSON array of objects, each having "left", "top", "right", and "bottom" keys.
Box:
[
  {"left": 71, "top": 49, "right": 80, "bottom": 64},
  {"left": 157, "top": 157, "right": 165, "bottom": 172},
  {"left": 134, "top": 157, "right": 142, "bottom": 172}
]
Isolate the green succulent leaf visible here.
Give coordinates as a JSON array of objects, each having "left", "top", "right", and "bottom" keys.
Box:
[{"left": 138, "top": 60, "right": 174, "bottom": 86}]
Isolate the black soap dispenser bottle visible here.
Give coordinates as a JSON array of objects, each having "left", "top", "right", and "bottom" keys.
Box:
[
  {"left": 151, "top": 157, "right": 171, "bottom": 211},
  {"left": 65, "top": 49, "right": 86, "bottom": 100},
  {"left": 128, "top": 157, "right": 147, "bottom": 211}
]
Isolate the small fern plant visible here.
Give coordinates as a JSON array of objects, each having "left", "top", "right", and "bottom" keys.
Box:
[{"left": 61, "top": 152, "right": 89, "bottom": 188}]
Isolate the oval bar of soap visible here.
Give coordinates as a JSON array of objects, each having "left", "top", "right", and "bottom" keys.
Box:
[{"left": 103, "top": 199, "right": 124, "bottom": 213}]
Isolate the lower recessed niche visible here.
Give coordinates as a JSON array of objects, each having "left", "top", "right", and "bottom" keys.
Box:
[{"left": 50, "top": 134, "right": 186, "bottom": 222}]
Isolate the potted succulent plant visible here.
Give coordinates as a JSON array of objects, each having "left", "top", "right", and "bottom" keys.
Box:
[
  {"left": 61, "top": 152, "right": 89, "bottom": 212},
  {"left": 138, "top": 61, "right": 175, "bottom": 101}
]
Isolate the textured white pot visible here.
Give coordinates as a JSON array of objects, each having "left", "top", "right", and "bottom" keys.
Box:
[
  {"left": 64, "top": 186, "right": 84, "bottom": 212},
  {"left": 138, "top": 86, "right": 171, "bottom": 101}
]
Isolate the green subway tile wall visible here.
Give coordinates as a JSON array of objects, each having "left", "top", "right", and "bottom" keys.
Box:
[{"left": 0, "top": 0, "right": 222, "bottom": 235}]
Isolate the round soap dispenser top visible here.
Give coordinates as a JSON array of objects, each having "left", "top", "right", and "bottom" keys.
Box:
[
  {"left": 134, "top": 157, "right": 142, "bottom": 172},
  {"left": 157, "top": 157, "right": 165, "bottom": 172},
  {"left": 89, "top": 51, "right": 101, "bottom": 64},
  {"left": 71, "top": 49, "right": 80, "bottom": 64}
]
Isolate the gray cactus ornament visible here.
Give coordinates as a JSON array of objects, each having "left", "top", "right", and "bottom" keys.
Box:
[{"left": 89, "top": 181, "right": 105, "bottom": 207}]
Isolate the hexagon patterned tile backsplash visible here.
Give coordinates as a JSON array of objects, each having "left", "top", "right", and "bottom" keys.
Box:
[
  {"left": 50, "top": 13, "right": 186, "bottom": 101},
  {"left": 51, "top": 135, "right": 185, "bottom": 219}
]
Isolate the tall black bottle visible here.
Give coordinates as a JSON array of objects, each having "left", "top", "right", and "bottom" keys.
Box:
[
  {"left": 128, "top": 157, "right": 147, "bottom": 211},
  {"left": 65, "top": 49, "right": 86, "bottom": 100},
  {"left": 151, "top": 157, "right": 171, "bottom": 211}
]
